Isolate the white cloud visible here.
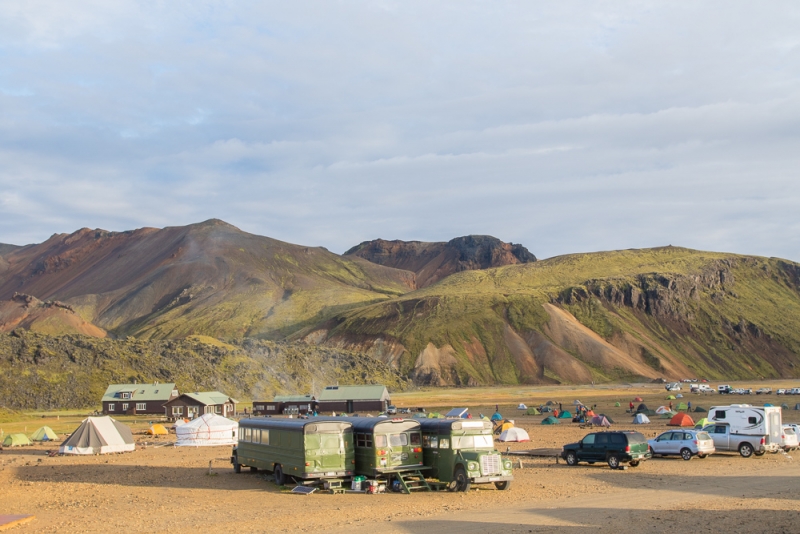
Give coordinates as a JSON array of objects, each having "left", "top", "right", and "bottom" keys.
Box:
[{"left": 0, "top": 1, "right": 798, "bottom": 262}]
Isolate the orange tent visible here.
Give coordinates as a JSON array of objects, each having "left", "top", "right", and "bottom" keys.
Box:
[
  {"left": 668, "top": 412, "right": 695, "bottom": 427},
  {"left": 585, "top": 410, "right": 596, "bottom": 417},
  {"left": 633, "top": 397, "right": 643, "bottom": 402}
]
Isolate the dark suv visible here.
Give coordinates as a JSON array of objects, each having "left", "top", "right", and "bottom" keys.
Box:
[{"left": 561, "top": 431, "right": 651, "bottom": 469}]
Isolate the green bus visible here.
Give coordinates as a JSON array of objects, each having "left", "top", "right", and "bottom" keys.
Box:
[
  {"left": 231, "top": 418, "right": 355, "bottom": 486},
  {"left": 418, "top": 419, "right": 513, "bottom": 491},
  {"left": 338, "top": 417, "right": 426, "bottom": 482}
]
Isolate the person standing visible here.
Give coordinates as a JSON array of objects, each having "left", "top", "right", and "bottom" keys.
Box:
[
  {"left": 687, "top": 401, "right": 692, "bottom": 412},
  {"left": 629, "top": 401, "right": 634, "bottom": 413}
]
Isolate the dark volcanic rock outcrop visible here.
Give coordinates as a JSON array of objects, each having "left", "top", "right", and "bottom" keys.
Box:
[{"left": 345, "top": 235, "right": 536, "bottom": 288}]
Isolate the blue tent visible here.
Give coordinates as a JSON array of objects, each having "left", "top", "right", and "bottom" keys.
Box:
[{"left": 491, "top": 412, "right": 503, "bottom": 421}]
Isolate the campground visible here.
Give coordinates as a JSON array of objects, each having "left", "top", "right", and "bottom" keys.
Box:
[{"left": 2, "top": 380, "right": 800, "bottom": 533}]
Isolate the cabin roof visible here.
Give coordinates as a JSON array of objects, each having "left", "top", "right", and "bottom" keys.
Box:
[
  {"left": 102, "top": 383, "right": 177, "bottom": 402},
  {"left": 317, "top": 385, "right": 389, "bottom": 402}
]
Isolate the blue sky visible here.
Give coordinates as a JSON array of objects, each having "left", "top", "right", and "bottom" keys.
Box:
[{"left": 1, "top": 1, "right": 799, "bottom": 260}]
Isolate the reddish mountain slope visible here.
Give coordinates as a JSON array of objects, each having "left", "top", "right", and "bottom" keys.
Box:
[
  {"left": 0, "top": 220, "right": 415, "bottom": 339},
  {"left": 0, "top": 293, "right": 106, "bottom": 337},
  {"left": 345, "top": 235, "right": 536, "bottom": 288}
]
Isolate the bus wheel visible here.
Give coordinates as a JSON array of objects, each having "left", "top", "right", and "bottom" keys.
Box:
[
  {"left": 454, "top": 466, "right": 471, "bottom": 492},
  {"left": 495, "top": 480, "right": 512, "bottom": 491},
  {"left": 274, "top": 465, "right": 285, "bottom": 486},
  {"left": 233, "top": 457, "right": 241, "bottom": 474},
  {"left": 250, "top": 466, "right": 258, "bottom": 472}
]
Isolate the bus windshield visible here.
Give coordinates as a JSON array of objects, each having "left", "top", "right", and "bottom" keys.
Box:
[
  {"left": 388, "top": 433, "right": 408, "bottom": 447},
  {"left": 452, "top": 435, "right": 494, "bottom": 450}
]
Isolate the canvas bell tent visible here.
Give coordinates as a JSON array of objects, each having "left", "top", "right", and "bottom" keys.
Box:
[
  {"left": 175, "top": 413, "right": 237, "bottom": 446},
  {"left": 59, "top": 417, "right": 135, "bottom": 455},
  {"left": 30, "top": 426, "right": 58, "bottom": 442}
]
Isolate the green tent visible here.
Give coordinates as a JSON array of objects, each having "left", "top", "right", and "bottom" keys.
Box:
[
  {"left": 614, "top": 402, "right": 620, "bottom": 407},
  {"left": 666, "top": 395, "right": 676, "bottom": 400},
  {"left": 541, "top": 416, "right": 560, "bottom": 425},
  {"left": 30, "top": 426, "right": 59, "bottom": 442},
  {"left": 558, "top": 410, "right": 572, "bottom": 419},
  {"left": 694, "top": 417, "right": 711, "bottom": 428},
  {"left": 677, "top": 402, "right": 688, "bottom": 410},
  {"left": 3, "top": 433, "right": 32, "bottom": 447},
  {"left": 660, "top": 411, "right": 677, "bottom": 419},
  {"left": 693, "top": 406, "right": 707, "bottom": 413},
  {"left": 781, "top": 403, "right": 789, "bottom": 410},
  {"left": 427, "top": 412, "right": 443, "bottom": 419},
  {"left": 526, "top": 407, "right": 541, "bottom": 415}
]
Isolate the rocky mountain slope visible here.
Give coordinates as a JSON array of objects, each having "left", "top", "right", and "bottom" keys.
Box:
[
  {"left": 345, "top": 235, "right": 536, "bottom": 288},
  {"left": 0, "top": 331, "right": 409, "bottom": 410},
  {"left": 301, "top": 247, "right": 800, "bottom": 385},
  {"left": 0, "top": 219, "right": 414, "bottom": 340},
  {"left": 0, "top": 293, "right": 107, "bottom": 337}
]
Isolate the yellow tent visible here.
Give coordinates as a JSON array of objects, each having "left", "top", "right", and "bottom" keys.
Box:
[
  {"left": 500, "top": 421, "right": 515, "bottom": 433},
  {"left": 146, "top": 424, "right": 168, "bottom": 436}
]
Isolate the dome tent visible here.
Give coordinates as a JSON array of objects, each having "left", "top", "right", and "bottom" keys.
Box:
[
  {"left": 526, "top": 407, "right": 541, "bottom": 415},
  {"left": 693, "top": 406, "right": 707, "bottom": 413},
  {"left": 147, "top": 424, "right": 168, "bottom": 436},
  {"left": 176, "top": 413, "right": 237, "bottom": 447},
  {"left": 694, "top": 418, "right": 711, "bottom": 428},
  {"left": 573, "top": 400, "right": 582, "bottom": 405},
  {"left": 3, "top": 433, "right": 32, "bottom": 447},
  {"left": 591, "top": 415, "right": 611, "bottom": 427},
  {"left": 517, "top": 403, "right": 527, "bottom": 410},
  {"left": 677, "top": 402, "right": 688, "bottom": 410},
  {"left": 668, "top": 413, "right": 695, "bottom": 427},
  {"left": 655, "top": 406, "right": 671, "bottom": 414},
  {"left": 676, "top": 394, "right": 684, "bottom": 398},
  {"left": 545, "top": 400, "right": 557, "bottom": 406},
  {"left": 636, "top": 403, "right": 649, "bottom": 413},
  {"left": 633, "top": 397, "right": 643, "bottom": 402},
  {"left": 558, "top": 410, "right": 572, "bottom": 419},
  {"left": 30, "top": 426, "right": 58, "bottom": 442},
  {"left": 666, "top": 395, "right": 676, "bottom": 400},
  {"left": 614, "top": 402, "right": 621, "bottom": 407},
  {"left": 632, "top": 413, "right": 650, "bottom": 424},
  {"left": 498, "top": 427, "right": 530, "bottom": 442},
  {"left": 598, "top": 414, "right": 615, "bottom": 423},
  {"left": 59, "top": 416, "right": 134, "bottom": 455},
  {"left": 491, "top": 412, "right": 503, "bottom": 421},
  {"left": 541, "top": 416, "right": 560, "bottom": 425}
]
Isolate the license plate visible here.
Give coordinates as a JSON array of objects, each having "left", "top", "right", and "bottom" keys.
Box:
[
  {"left": 325, "top": 472, "right": 335, "bottom": 476},
  {"left": 489, "top": 477, "right": 499, "bottom": 481}
]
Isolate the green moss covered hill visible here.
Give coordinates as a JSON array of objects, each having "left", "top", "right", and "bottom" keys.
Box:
[
  {"left": 0, "top": 331, "right": 408, "bottom": 410},
  {"left": 304, "top": 247, "right": 800, "bottom": 386}
]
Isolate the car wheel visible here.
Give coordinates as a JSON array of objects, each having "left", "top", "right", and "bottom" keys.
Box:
[
  {"left": 274, "top": 464, "right": 285, "bottom": 486},
  {"left": 754, "top": 451, "right": 765, "bottom": 456},
  {"left": 607, "top": 455, "right": 621, "bottom": 469},
  {"left": 454, "top": 466, "right": 471, "bottom": 492},
  {"left": 697, "top": 454, "right": 707, "bottom": 459},
  {"left": 233, "top": 456, "right": 241, "bottom": 474},
  {"left": 629, "top": 460, "right": 640, "bottom": 467},
  {"left": 739, "top": 443, "right": 754, "bottom": 458},
  {"left": 566, "top": 451, "right": 578, "bottom": 466},
  {"left": 680, "top": 448, "right": 693, "bottom": 461},
  {"left": 494, "top": 480, "right": 512, "bottom": 491}
]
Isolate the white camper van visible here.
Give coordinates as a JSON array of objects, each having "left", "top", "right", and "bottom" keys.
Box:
[{"left": 704, "top": 404, "right": 782, "bottom": 457}]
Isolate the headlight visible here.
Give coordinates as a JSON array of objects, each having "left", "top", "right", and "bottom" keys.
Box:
[
  {"left": 504, "top": 461, "right": 512, "bottom": 469},
  {"left": 468, "top": 462, "right": 479, "bottom": 471}
]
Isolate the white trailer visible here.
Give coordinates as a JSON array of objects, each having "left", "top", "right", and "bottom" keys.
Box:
[{"left": 704, "top": 404, "right": 782, "bottom": 457}]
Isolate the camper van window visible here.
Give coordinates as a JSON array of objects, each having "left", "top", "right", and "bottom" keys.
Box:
[
  {"left": 749, "top": 417, "right": 757, "bottom": 425},
  {"left": 410, "top": 433, "right": 421, "bottom": 445},
  {"left": 439, "top": 438, "right": 450, "bottom": 449},
  {"left": 374, "top": 435, "right": 387, "bottom": 448},
  {"left": 715, "top": 410, "right": 726, "bottom": 419},
  {"left": 389, "top": 434, "right": 408, "bottom": 447},
  {"left": 423, "top": 435, "right": 438, "bottom": 448}
]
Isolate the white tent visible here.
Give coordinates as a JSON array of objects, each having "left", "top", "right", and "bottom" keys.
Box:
[
  {"left": 632, "top": 413, "right": 651, "bottom": 424},
  {"left": 176, "top": 413, "right": 238, "bottom": 446},
  {"left": 573, "top": 400, "right": 582, "bottom": 405},
  {"left": 59, "top": 416, "right": 135, "bottom": 455},
  {"left": 498, "top": 427, "right": 530, "bottom": 442},
  {"left": 655, "top": 406, "right": 671, "bottom": 414},
  {"left": 516, "top": 403, "right": 527, "bottom": 410}
]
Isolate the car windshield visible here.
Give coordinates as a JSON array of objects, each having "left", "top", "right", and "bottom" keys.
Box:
[
  {"left": 696, "top": 432, "right": 711, "bottom": 440},
  {"left": 785, "top": 428, "right": 796, "bottom": 436},
  {"left": 452, "top": 435, "right": 494, "bottom": 450}
]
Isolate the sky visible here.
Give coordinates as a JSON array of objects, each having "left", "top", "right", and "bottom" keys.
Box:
[{"left": 1, "top": 1, "right": 799, "bottom": 261}]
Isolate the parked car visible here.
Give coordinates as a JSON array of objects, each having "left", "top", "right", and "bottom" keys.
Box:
[
  {"left": 398, "top": 407, "right": 410, "bottom": 414},
  {"left": 648, "top": 430, "right": 715, "bottom": 460},
  {"left": 781, "top": 425, "right": 799, "bottom": 451},
  {"left": 777, "top": 389, "right": 786, "bottom": 395},
  {"left": 561, "top": 431, "right": 651, "bottom": 469},
  {"left": 386, "top": 405, "right": 397, "bottom": 415},
  {"left": 756, "top": 388, "right": 772, "bottom": 395}
]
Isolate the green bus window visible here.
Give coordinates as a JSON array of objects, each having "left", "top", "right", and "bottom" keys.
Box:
[
  {"left": 389, "top": 434, "right": 408, "bottom": 447},
  {"left": 261, "top": 429, "right": 269, "bottom": 445},
  {"left": 374, "top": 435, "right": 387, "bottom": 447},
  {"left": 410, "top": 433, "right": 421, "bottom": 445},
  {"left": 439, "top": 438, "right": 449, "bottom": 449},
  {"left": 356, "top": 433, "right": 366, "bottom": 447},
  {"left": 429, "top": 436, "right": 439, "bottom": 448}
]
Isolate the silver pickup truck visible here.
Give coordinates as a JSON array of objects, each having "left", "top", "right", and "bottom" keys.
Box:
[{"left": 702, "top": 423, "right": 777, "bottom": 457}]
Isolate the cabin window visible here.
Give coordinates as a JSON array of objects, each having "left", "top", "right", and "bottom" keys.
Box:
[
  {"left": 172, "top": 406, "right": 183, "bottom": 415},
  {"left": 423, "top": 435, "right": 438, "bottom": 448},
  {"left": 715, "top": 410, "right": 726, "bottom": 419},
  {"left": 108, "top": 404, "right": 115, "bottom": 411},
  {"left": 410, "top": 433, "right": 421, "bottom": 445},
  {"left": 215, "top": 405, "right": 222, "bottom": 414},
  {"left": 136, "top": 403, "right": 146, "bottom": 411},
  {"left": 389, "top": 434, "right": 408, "bottom": 447},
  {"left": 374, "top": 435, "right": 387, "bottom": 448},
  {"left": 748, "top": 417, "right": 757, "bottom": 425},
  {"left": 121, "top": 392, "right": 130, "bottom": 399},
  {"left": 254, "top": 405, "right": 264, "bottom": 411},
  {"left": 267, "top": 406, "right": 276, "bottom": 411},
  {"left": 122, "top": 403, "right": 129, "bottom": 411},
  {"left": 439, "top": 439, "right": 449, "bottom": 449}
]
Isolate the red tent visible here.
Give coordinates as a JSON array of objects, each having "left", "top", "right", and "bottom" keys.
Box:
[
  {"left": 668, "top": 412, "right": 695, "bottom": 427},
  {"left": 633, "top": 397, "right": 643, "bottom": 402}
]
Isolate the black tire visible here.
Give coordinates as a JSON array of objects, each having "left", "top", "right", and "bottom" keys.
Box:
[
  {"left": 494, "top": 480, "right": 512, "bottom": 491},
  {"left": 754, "top": 451, "right": 765, "bottom": 456},
  {"left": 739, "top": 443, "right": 754, "bottom": 458},
  {"left": 453, "top": 466, "right": 471, "bottom": 492},
  {"left": 629, "top": 460, "right": 640, "bottom": 467},
  {"left": 249, "top": 466, "right": 258, "bottom": 472},
  {"left": 274, "top": 464, "right": 285, "bottom": 486},
  {"left": 233, "top": 457, "right": 241, "bottom": 474},
  {"left": 607, "top": 454, "right": 620, "bottom": 469},
  {"left": 565, "top": 451, "right": 578, "bottom": 466},
  {"left": 698, "top": 454, "right": 707, "bottom": 459},
  {"left": 680, "top": 448, "right": 693, "bottom": 461}
]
